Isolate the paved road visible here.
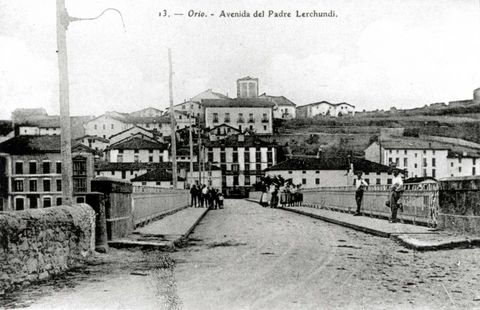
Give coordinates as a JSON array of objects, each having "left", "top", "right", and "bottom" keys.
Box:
[{"left": 172, "top": 199, "right": 480, "bottom": 310}]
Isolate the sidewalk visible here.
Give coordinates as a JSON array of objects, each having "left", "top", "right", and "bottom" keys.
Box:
[
  {"left": 109, "top": 207, "right": 209, "bottom": 251},
  {"left": 276, "top": 205, "right": 480, "bottom": 251}
]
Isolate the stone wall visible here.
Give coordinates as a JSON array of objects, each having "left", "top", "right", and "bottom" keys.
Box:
[
  {"left": 0, "top": 204, "right": 95, "bottom": 294},
  {"left": 438, "top": 176, "right": 480, "bottom": 234}
]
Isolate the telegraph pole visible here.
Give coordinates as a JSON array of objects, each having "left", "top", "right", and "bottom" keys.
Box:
[
  {"left": 168, "top": 48, "right": 178, "bottom": 189},
  {"left": 189, "top": 109, "right": 194, "bottom": 186},
  {"left": 56, "top": 0, "right": 73, "bottom": 204},
  {"left": 198, "top": 127, "right": 202, "bottom": 184}
]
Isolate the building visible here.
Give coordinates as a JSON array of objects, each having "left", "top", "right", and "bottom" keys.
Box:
[
  {"left": 204, "top": 133, "right": 278, "bottom": 196},
  {"left": 0, "top": 135, "right": 95, "bottom": 211},
  {"left": 95, "top": 161, "right": 222, "bottom": 189},
  {"left": 84, "top": 111, "right": 172, "bottom": 139},
  {"left": 296, "top": 101, "right": 355, "bottom": 118},
  {"left": 165, "top": 89, "right": 230, "bottom": 123},
  {"left": 108, "top": 126, "right": 162, "bottom": 145},
  {"left": 75, "top": 135, "right": 110, "bottom": 152},
  {"left": 131, "top": 168, "right": 185, "bottom": 189},
  {"left": 265, "top": 156, "right": 398, "bottom": 188},
  {"left": 259, "top": 93, "right": 296, "bottom": 119},
  {"left": 237, "top": 76, "right": 259, "bottom": 98},
  {"left": 105, "top": 136, "right": 169, "bottom": 163},
  {"left": 129, "top": 107, "right": 164, "bottom": 117},
  {"left": 17, "top": 117, "right": 61, "bottom": 136},
  {"left": 203, "top": 98, "right": 274, "bottom": 135},
  {"left": 364, "top": 136, "right": 480, "bottom": 179},
  {"left": 207, "top": 124, "right": 241, "bottom": 141}
]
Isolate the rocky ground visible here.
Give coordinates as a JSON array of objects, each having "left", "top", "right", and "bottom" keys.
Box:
[{"left": 3, "top": 199, "right": 480, "bottom": 309}]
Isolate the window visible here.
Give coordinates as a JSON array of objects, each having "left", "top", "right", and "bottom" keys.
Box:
[
  {"left": 404, "top": 150, "right": 407, "bottom": 155},
  {"left": 262, "top": 113, "right": 269, "bottom": 122},
  {"left": 156, "top": 182, "right": 161, "bottom": 186},
  {"left": 73, "top": 158, "right": 87, "bottom": 176},
  {"left": 423, "top": 169, "right": 427, "bottom": 177},
  {"left": 432, "top": 169, "right": 436, "bottom": 178},
  {"left": 256, "top": 149, "right": 261, "bottom": 162},
  {"left": 56, "top": 162, "right": 62, "bottom": 174},
  {"left": 149, "top": 156, "right": 153, "bottom": 162},
  {"left": 29, "top": 162, "right": 37, "bottom": 174},
  {"left": 29, "top": 180, "right": 37, "bottom": 192},
  {"left": 245, "top": 151, "right": 250, "bottom": 163},
  {"left": 302, "top": 170, "right": 306, "bottom": 174},
  {"left": 42, "top": 161, "right": 50, "bottom": 174},
  {"left": 43, "top": 179, "right": 51, "bottom": 192},
  {"left": 233, "top": 175, "right": 239, "bottom": 186},
  {"left": 29, "top": 196, "right": 38, "bottom": 208},
  {"left": 248, "top": 113, "right": 254, "bottom": 123},
  {"left": 256, "top": 164, "right": 261, "bottom": 172},
  {"left": 213, "top": 113, "right": 219, "bottom": 123},
  {"left": 73, "top": 178, "right": 87, "bottom": 192},
  {"left": 208, "top": 151, "right": 214, "bottom": 162},
  {"left": 459, "top": 158, "right": 462, "bottom": 164},
  {"left": 403, "top": 158, "right": 407, "bottom": 167},
  {"left": 220, "top": 151, "right": 226, "bottom": 163},
  {"left": 315, "top": 178, "right": 320, "bottom": 185},
  {"left": 122, "top": 171, "right": 126, "bottom": 179},
  {"left": 302, "top": 178, "right": 307, "bottom": 185},
  {"left": 376, "top": 178, "right": 381, "bottom": 185},
  {"left": 56, "top": 197, "right": 62, "bottom": 206},
  {"left": 225, "top": 113, "right": 230, "bottom": 123},
  {"left": 414, "top": 163, "right": 418, "bottom": 168},
  {"left": 433, "top": 150, "right": 435, "bottom": 155},
  {"left": 232, "top": 164, "right": 239, "bottom": 172},
  {"left": 233, "top": 151, "right": 238, "bottom": 162},
  {"left": 474, "top": 158, "right": 477, "bottom": 165},
  {"left": 237, "top": 113, "right": 244, "bottom": 123},
  {"left": 415, "top": 153, "right": 418, "bottom": 158},
  {"left": 267, "top": 151, "right": 273, "bottom": 163},
  {"left": 423, "top": 158, "right": 427, "bottom": 167},
  {"left": 15, "top": 198, "right": 24, "bottom": 211},
  {"left": 142, "top": 182, "right": 147, "bottom": 186},
  {"left": 459, "top": 167, "right": 462, "bottom": 173},
  {"left": 117, "top": 154, "right": 123, "bottom": 162},
  {"left": 432, "top": 158, "right": 436, "bottom": 167},
  {"left": 396, "top": 150, "right": 399, "bottom": 154},
  {"left": 14, "top": 180, "right": 24, "bottom": 192},
  {"left": 451, "top": 162, "right": 454, "bottom": 167},
  {"left": 94, "top": 124, "right": 97, "bottom": 130},
  {"left": 42, "top": 197, "right": 51, "bottom": 207},
  {"left": 473, "top": 167, "right": 476, "bottom": 175},
  {"left": 263, "top": 126, "right": 267, "bottom": 131},
  {"left": 245, "top": 176, "right": 251, "bottom": 186},
  {"left": 56, "top": 179, "right": 62, "bottom": 192},
  {"left": 15, "top": 162, "right": 23, "bottom": 174},
  {"left": 76, "top": 196, "right": 85, "bottom": 203},
  {"left": 111, "top": 124, "right": 114, "bottom": 129},
  {"left": 387, "top": 179, "right": 392, "bottom": 185},
  {"left": 288, "top": 171, "right": 292, "bottom": 174}
]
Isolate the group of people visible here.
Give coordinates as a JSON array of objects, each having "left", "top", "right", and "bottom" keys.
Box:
[
  {"left": 189, "top": 184, "right": 224, "bottom": 210},
  {"left": 354, "top": 168, "right": 404, "bottom": 223},
  {"left": 258, "top": 175, "right": 303, "bottom": 208}
]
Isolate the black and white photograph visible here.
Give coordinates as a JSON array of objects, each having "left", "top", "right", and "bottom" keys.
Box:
[{"left": 1, "top": 0, "right": 480, "bottom": 309}]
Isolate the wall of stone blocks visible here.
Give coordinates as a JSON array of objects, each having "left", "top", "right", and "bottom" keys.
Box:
[{"left": 0, "top": 204, "right": 95, "bottom": 294}]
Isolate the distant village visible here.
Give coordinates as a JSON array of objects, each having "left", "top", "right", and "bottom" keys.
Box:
[{"left": 1, "top": 76, "right": 480, "bottom": 211}]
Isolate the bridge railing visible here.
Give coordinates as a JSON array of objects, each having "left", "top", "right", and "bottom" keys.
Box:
[
  {"left": 132, "top": 187, "right": 190, "bottom": 227},
  {"left": 301, "top": 183, "right": 438, "bottom": 227}
]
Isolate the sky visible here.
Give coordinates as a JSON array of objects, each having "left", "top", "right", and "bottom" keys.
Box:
[{"left": 1, "top": 0, "right": 480, "bottom": 119}]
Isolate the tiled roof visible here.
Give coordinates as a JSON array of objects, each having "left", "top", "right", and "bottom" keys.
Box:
[
  {"left": 131, "top": 168, "right": 185, "bottom": 182},
  {"left": 266, "top": 156, "right": 395, "bottom": 173},
  {"left": 0, "top": 135, "right": 89, "bottom": 154},
  {"left": 380, "top": 138, "right": 449, "bottom": 150},
  {"left": 207, "top": 123, "right": 241, "bottom": 133},
  {"left": 95, "top": 161, "right": 221, "bottom": 171},
  {"left": 108, "top": 137, "right": 167, "bottom": 150},
  {"left": 259, "top": 94, "right": 296, "bottom": 107},
  {"left": 202, "top": 98, "right": 275, "bottom": 108},
  {"left": 125, "top": 115, "right": 171, "bottom": 124},
  {"left": 20, "top": 116, "right": 60, "bottom": 128},
  {"left": 204, "top": 133, "right": 278, "bottom": 147},
  {"left": 298, "top": 101, "right": 355, "bottom": 108},
  {"left": 237, "top": 76, "right": 257, "bottom": 81},
  {"left": 76, "top": 135, "right": 110, "bottom": 143}
]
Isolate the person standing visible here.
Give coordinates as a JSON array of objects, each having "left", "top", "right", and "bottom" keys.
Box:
[
  {"left": 201, "top": 185, "right": 208, "bottom": 208},
  {"left": 354, "top": 172, "right": 368, "bottom": 216},
  {"left": 389, "top": 169, "right": 404, "bottom": 223},
  {"left": 190, "top": 184, "right": 198, "bottom": 207}
]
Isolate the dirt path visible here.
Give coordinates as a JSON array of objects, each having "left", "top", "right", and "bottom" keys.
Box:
[{"left": 172, "top": 199, "right": 480, "bottom": 310}]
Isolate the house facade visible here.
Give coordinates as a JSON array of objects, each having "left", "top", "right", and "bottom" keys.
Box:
[
  {"left": 297, "top": 101, "right": 355, "bottom": 118},
  {"left": 265, "top": 157, "right": 397, "bottom": 188},
  {"left": 203, "top": 99, "right": 274, "bottom": 135},
  {"left": 204, "top": 133, "right": 278, "bottom": 196},
  {"left": 259, "top": 94, "right": 296, "bottom": 119},
  {"left": 131, "top": 168, "right": 185, "bottom": 189},
  {"left": 0, "top": 136, "right": 95, "bottom": 211},
  {"left": 75, "top": 135, "right": 110, "bottom": 152},
  {"left": 364, "top": 137, "right": 480, "bottom": 179},
  {"left": 129, "top": 107, "right": 164, "bottom": 117},
  {"left": 105, "top": 136, "right": 169, "bottom": 163}
]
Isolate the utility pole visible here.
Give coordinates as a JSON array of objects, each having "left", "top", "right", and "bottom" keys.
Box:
[
  {"left": 198, "top": 127, "right": 202, "bottom": 185},
  {"left": 168, "top": 48, "right": 177, "bottom": 189},
  {"left": 56, "top": 0, "right": 73, "bottom": 204},
  {"left": 189, "top": 109, "right": 194, "bottom": 186},
  {"left": 55, "top": 0, "right": 124, "bottom": 204}
]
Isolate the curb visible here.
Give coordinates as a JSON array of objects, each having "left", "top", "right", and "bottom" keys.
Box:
[
  {"left": 278, "top": 207, "right": 391, "bottom": 238},
  {"left": 133, "top": 204, "right": 190, "bottom": 229},
  {"left": 174, "top": 207, "right": 210, "bottom": 247}
]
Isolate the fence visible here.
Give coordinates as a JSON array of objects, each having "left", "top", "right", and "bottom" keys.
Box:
[
  {"left": 301, "top": 183, "right": 438, "bottom": 227},
  {"left": 132, "top": 186, "right": 190, "bottom": 227},
  {"left": 249, "top": 183, "right": 439, "bottom": 227}
]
